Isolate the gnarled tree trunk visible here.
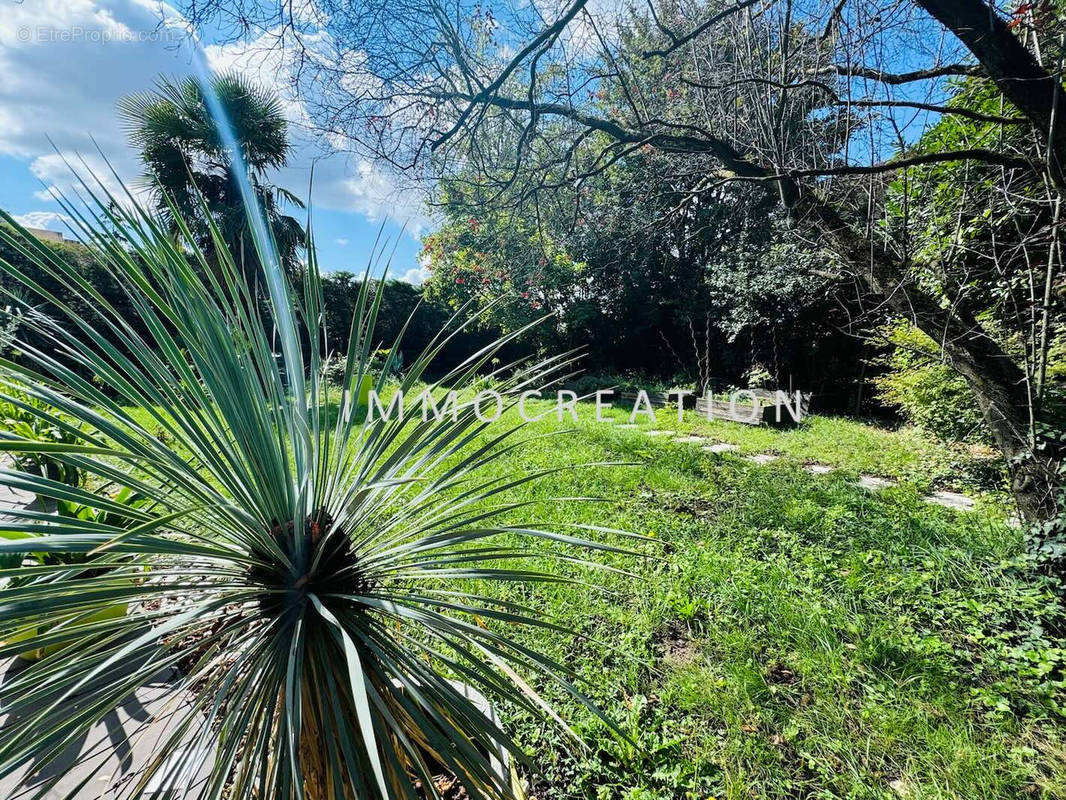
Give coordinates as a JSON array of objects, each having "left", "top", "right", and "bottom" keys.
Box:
[
  {"left": 799, "top": 194, "right": 1059, "bottom": 521},
  {"left": 916, "top": 0, "right": 1066, "bottom": 197}
]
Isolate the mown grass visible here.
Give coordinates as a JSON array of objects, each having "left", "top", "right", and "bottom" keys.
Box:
[
  {"left": 465, "top": 399, "right": 1065, "bottom": 800},
  {"left": 117, "top": 393, "right": 1065, "bottom": 798}
]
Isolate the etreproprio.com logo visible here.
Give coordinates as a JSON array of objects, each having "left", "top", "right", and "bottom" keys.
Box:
[{"left": 17, "top": 26, "right": 183, "bottom": 44}]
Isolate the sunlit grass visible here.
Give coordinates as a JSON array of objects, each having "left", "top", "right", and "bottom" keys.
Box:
[
  {"left": 105, "top": 391, "right": 1062, "bottom": 798},
  {"left": 449, "top": 398, "right": 1063, "bottom": 800}
]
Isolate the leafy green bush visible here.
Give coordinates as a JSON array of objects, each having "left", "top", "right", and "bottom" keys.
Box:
[
  {"left": 568, "top": 373, "right": 695, "bottom": 397},
  {"left": 1028, "top": 415, "right": 1066, "bottom": 576},
  {"left": 0, "top": 388, "right": 82, "bottom": 485},
  {"left": 873, "top": 321, "right": 987, "bottom": 442},
  {"left": 321, "top": 348, "right": 400, "bottom": 388},
  {"left": 742, "top": 363, "right": 774, "bottom": 389}
]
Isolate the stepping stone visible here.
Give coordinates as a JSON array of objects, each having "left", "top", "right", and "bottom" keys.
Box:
[
  {"left": 924, "top": 491, "right": 975, "bottom": 511},
  {"left": 702, "top": 443, "right": 738, "bottom": 453},
  {"left": 673, "top": 435, "right": 706, "bottom": 444},
  {"left": 804, "top": 463, "right": 833, "bottom": 474},
  {"left": 616, "top": 423, "right": 639, "bottom": 429},
  {"left": 746, "top": 453, "right": 778, "bottom": 465},
  {"left": 644, "top": 430, "right": 673, "bottom": 437},
  {"left": 856, "top": 474, "right": 896, "bottom": 491}
]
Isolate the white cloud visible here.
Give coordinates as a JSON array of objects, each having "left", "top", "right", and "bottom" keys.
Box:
[
  {"left": 0, "top": 0, "right": 428, "bottom": 240},
  {"left": 11, "top": 210, "right": 73, "bottom": 231},
  {"left": 400, "top": 265, "right": 430, "bottom": 286},
  {"left": 203, "top": 29, "right": 433, "bottom": 234},
  {"left": 0, "top": 0, "right": 193, "bottom": 165},
  {"left": 28, "top": 151, "right": 147, "bottom": 207},
  {"left": 335, "top": 237, "right": 348, "bottom": 246}
]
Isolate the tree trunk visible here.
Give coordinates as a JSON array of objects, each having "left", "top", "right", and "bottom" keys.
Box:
[
  {"left": 300, "top": 691, "right": 334, "bottom": 800},
  {"left": 300, "top": 733, "right": 329, "bottom": 799},
  {"left": 907, "top": 0, "right": 1065, "bottom": 523},
  {"left": 797, "top": 193, "right": 1059, "bottom": 521},
  {"left": 916, "top": 0, "right": 1066, "bottom": 196}
]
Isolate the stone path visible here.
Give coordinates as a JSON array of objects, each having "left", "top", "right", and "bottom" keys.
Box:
[
  {"left": 746, "top": 453, "right": 778, "bottom": 465},
  {"left": 635, "top": 428, "right": 983, "bottom": 513},
  {"left": 0, "top": 461, "right": 215, "bottom": 798},
  {"left": 924, "top": 490, "right": 976, "bottom": 511},
  {"left": 804, "top": 463, "right": 834, "bottom": 474},
  {"left": 0, "top": 460, "right": 37, "bottom": 522},
  {"left": 0, "top": 660, "right": 213, "bottom": 799},
  {"left": 856, "top": 474, "right": 897, "bottom": 491},
  {"left": 702, "top": 442, "right": 738, "bottom": 453}
]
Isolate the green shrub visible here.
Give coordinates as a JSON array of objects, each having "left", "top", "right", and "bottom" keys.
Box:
[
  {"left": 873, "top": 321, "right": 987, "bottom": 442},
  {"left": 568, "top": 373, "right": 694, "bottom": 397},
  {"left": 0, "top": 388, "right": 83, "bottom": 485}
]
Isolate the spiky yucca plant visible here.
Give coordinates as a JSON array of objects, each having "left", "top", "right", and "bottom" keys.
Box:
[{"left": 0, "top": 173, "right": 635, "bottom": 799}]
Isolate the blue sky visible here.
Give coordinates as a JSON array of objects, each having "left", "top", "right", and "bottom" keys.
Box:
[{"left": 0, "top": 0, "right": 429, "bottom": 283}]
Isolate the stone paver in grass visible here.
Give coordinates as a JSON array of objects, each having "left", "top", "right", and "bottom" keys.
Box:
[
  {"left": 924, "top": 490, "right": 976, "bottom": 511},
  {"left": 673, "top": 435, "right": 707, "bottom": 444},
  {"left": 0, "top": 660, "right": 213, "bottom": 799},
  {"left": 856, "top": 474, "right": 897, "bottom": 491},
  {"left": 804, "top": 463, "right": 834, "bottom": 474},
  {"left": 644, "top": 430, "right": 674, "bottom": 437},
  {"left": 616, "top": 423, "right": 640, "bottom": 429},
  {"left": 702, "top": 443, "right": 738, "bottom": 453},
  {"left": 746, "top": 453, "right": 778, "bottom": 465}
]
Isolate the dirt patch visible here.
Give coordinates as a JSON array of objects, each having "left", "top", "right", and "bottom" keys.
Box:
[
  {"left": 655, "top": 620, "right": 702, "bottom": 668},
  {"left": 639, "top": 489, "right": 717, "bottom": 519},
  {"left": 413, "top": 774, "right": 470, "bottom": 800},
  {"left": 766, "top": 662, "right": 798, "bottom": 685}
]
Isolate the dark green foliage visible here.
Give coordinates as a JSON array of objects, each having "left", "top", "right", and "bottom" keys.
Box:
[
  {"left": 422, "top": 160, "right": 864, "bottom": 403},
  {"left": 321, "top": 274, "right": 440, "bottom": 357},
  {"left": 319, "top": 272, "right": 506, "bottom": 376}
]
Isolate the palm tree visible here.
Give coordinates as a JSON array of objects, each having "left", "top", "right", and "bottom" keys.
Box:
[{"left": 119, "top": 73, "right": 306, "bottom": 285}]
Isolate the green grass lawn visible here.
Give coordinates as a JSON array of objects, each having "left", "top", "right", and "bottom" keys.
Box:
[
  {"left": 462, "top": 399, "right": 1065, "bottom": 800},
  {"left": 116, "top": 393, "right": 1065, "bottom": 798}
]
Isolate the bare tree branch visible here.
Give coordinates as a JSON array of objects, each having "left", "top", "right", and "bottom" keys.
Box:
[
  {"left": 430, "top": 0, "right": 590, "bottom": 150},
  {"left": 786, "top": 149, "right": 1037, "bottom": 177},
  {"left": 813, "top": 63, "right": 984, "bottom": 84},
  {"left": 642, "top": 0, "right": 766, "bottom": 58},
  {"left": 434, "top": 92, "right": 1039, "bottom": 185},
  {"left": 917, "top": 0, "right": 1066, "bottom": 193},
  {"left": 838, "top": 99, "right": 1025, "bottom": 125},
  {"left": 680, "top": 75, "right": 1025, "bottom": 124}
]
